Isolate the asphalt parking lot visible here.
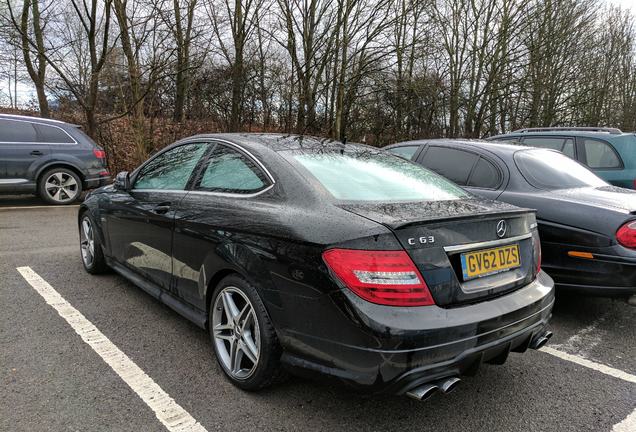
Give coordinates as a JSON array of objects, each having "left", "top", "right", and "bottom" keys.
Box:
[{"left": 1, "top": 196, "right": 634, "bottom": 432}]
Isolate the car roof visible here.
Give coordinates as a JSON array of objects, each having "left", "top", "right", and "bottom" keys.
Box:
[
  {"left": 490, "top": 129, "right": 636, "bottom": 140},
  {"left": 389, "top": 138, "right": 530, "bottom": 156},
  {"left": 0, "top": 113, "right": 77, "bottom": 127},
  {"left": 181, "top": 132, "right": 369, "bottom": 153}
]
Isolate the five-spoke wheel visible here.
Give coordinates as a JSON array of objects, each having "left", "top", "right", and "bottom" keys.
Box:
[
  {"left": 209, "top": 275, "right": 285, "bottom": 390},
  {"left": 80, "top": 217, "right": 95, "bottom": 268},
  {"left": 39, "top": 168, "right": 82, "bottom": 204},
  {"left": 78, "top": 212, "right": 107, "bottom": 274},
  {"left": 212, "top": 287, "right": 261, "bottom": 380}
]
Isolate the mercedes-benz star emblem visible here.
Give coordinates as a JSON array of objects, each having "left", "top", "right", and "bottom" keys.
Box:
[{"left": 496, "top": 220, "right": 507, "bottom": 238}]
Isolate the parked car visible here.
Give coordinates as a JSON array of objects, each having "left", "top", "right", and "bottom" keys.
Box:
[
  {"left": 0, "top": 114, "right": 110, "bottom": 204},
  {"left": 386, "top": 139, "right": 636, "bottom": 297},
  {"left": 487, "top": 127, "right": 636, "bottom": 189},
  {"left": 79, "top": 133, "right": 554, "bottom": 398}
]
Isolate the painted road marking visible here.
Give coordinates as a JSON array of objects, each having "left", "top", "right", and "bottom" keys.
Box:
[
  {"left": 16, "top": 266, "right": 208, "bottom": 432},
  {"left": 613, "top": 408, "right": 636, "bottom": 432},
  {"left": 540, "top": 346, "right": 636, "bottom": 384},
  {"left": 0, "top": 205, "right": 80, "bottom": 210},
  {"left": 549, "top": 317, "right": 605, "bottom": 359},
  {"left": 541, "top": 336, "right": 636, "bottom": 432}
]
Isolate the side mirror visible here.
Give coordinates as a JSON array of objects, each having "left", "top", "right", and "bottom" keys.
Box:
[{"left": 114, "top": 171, "right": 130, "bottom": 191}]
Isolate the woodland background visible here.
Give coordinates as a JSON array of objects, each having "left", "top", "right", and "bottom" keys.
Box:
[{"left": 1, "top": 0, "right": 635, "bottom": 173}]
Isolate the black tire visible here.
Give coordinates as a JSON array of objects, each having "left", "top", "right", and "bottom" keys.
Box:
[
  {"left": 79, "top": 211, "right": 108, "bottom": 274},
  {"left": 38, "top": 167, "right": 83, "bottom": 205},
  {"left": 209, "top": 274, "right": 287, "bottom": 391}
]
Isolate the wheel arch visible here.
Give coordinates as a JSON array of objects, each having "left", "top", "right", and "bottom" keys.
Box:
[
  {"left": 202, "top": 245, "right": 279, "bottom": 330},
  {"left": 36, "top": 163, "right": 85, "bottom": 192},
  {"left": 205, "top": 268, "right": 241, "bottom": 318}
]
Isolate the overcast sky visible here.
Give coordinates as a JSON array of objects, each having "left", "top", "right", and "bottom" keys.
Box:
[
  {"left": 611, "top": 0, "right": 636, "bottom": 12},
  {"left": 2, "top": 0, "right": 636, "bottom": 107}
]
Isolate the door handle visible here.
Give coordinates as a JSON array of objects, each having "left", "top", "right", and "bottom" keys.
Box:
[
  {"left": 30, "top": 150, "right": 44, "bottom": 156},
  {"left": 152, "top": 202, "right": 172, "bottom": 214}
]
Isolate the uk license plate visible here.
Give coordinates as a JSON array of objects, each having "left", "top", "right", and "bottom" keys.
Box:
[{"left": 460, "top": 244, "right": 521, "bottom": 281}]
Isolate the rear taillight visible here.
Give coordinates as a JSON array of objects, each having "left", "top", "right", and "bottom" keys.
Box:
[
  {"left": 93, "top": 148, "right": 106, "bottom": 159},
  {"left": 322, "top": 249, "right": 434, "bottom": 306},
  {"left": 617, "top": 221, "right": 636, "bottom": 248}
]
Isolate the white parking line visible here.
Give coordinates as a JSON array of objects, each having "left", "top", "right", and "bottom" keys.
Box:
[
  {"left": 16, "top": 266, "right": 208, "bottom": 432},
  {"left": 540, "top": 346, "right": 636, "bottom": 384},
  {"left": 0, "top": 205, "right": 80, "bottom": 210},
  {"left": 613, "top": 408, "right": 636, "bottom": 432},
  {"left": 540, "top": 345, "right": 636, "bottom": 432}
]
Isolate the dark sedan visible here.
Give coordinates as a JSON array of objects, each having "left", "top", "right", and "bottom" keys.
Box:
[
  {"left": 386, "top": 139, "right": 636, "bottom": 296},
  {"left": 79, "top": 134, "right": 553, "bottom": 398}
]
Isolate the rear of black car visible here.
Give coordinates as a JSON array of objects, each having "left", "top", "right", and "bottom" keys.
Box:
[{"left": 278, "top": 146, "right": 554, "bottom": 396}]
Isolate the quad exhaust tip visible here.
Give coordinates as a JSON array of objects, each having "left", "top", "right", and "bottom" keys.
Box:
[
  {"left": 530, "top": 330, "right": 554, "bottom": 350},
  {"left": 438, "top": 376, "right": 461, "bottom": 394},
  {"left": 406, "top": 377, "right": 461, "bottom": 401}
]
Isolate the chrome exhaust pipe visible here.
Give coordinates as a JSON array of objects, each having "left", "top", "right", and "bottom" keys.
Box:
[
  {"left": 436, "top": 376, "right": 461, "bottom": 394},
  {"left": 530, "top": 330, "right": 553, "bottom": 350},
  {"left": 406, "top": 383, "right": 439, "bottom": 401}
]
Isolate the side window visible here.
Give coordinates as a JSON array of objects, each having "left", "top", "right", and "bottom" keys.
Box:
[
  {"left": 467, "top": 157, "right": 502, "bottom": 189},
  {"left": 581, "top": 138, "right": 621, "bottom": 169},
  {"left": 387, "top": 145, "right": 419, "bottom": 160},
  {"left": 492, "top": 136, "right": 520, "bottom": 144},
  {"left": 34, "top": 124, "right": 74, "bottom": 144},
  {"left": 133, "top": 143, "right": 208, "bottom": 190},
  {"left": 196, "top": 144, "right": 269, "bottom": 193},
  {"left": 522, "top": 137, "right": 565, "bottom": 151},
  {"left": 0, "top": 119, "right": 37, "bottom": 143},
  {"left": 522, "top": 137, "right": 575, "bottom": 158},
  {"left": 419, "top": 146, "right": 478, "bottom": 186},
  {"left": 562, "top": 139, "right": 575, "bottom": 158}
]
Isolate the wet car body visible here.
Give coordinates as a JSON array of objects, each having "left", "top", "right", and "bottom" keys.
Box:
[
  {"left": 386, "top": 139, "right": 636, "bottom": 296},
  {"left": 80, "top": 134, "right": 554, "bottom": 395}
]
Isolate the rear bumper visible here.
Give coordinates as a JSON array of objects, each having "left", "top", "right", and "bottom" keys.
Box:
[
  {"left": 555, "top": 282, "right": 636, "bottom": 296},
  {"left": 84, "top": 174, "right": 111, "bottom": 190},
  {"left": 542, "top": 245, "right": 636, "bottom": 295},
  {"left": 279, "top": 271, "right": 555, "bottom": 394}
]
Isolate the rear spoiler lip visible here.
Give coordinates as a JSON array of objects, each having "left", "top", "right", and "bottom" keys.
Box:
[{"left": 388, "top": 207, "right": 537, "bottom": 230}]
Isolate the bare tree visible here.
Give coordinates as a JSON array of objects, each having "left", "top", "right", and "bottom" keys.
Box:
[{"left": 18, "top": 0, "right": 49, "bottom": 116}]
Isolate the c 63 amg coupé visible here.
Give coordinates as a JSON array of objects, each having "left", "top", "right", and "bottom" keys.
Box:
[{"left": 78, "top": 134, "right": 554, "bottom": 399}]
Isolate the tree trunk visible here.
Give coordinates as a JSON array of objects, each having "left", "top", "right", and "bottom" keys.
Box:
[{"left": 20, "top": 0, "right": 49, "bottom": 117}]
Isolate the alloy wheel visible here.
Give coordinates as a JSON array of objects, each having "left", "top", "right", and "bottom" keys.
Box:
[
  {"left": 44, "top": 171, "right": 79, "bottom": 203},
  {"left": 80, "top": 217, "right": 95, "bottom": 267},
  {"left": 212, "top": 287, "right": 261, "bottom": 379}
]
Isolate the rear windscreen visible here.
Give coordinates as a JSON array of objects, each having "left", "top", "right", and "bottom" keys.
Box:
[
  {"left": 514, "top": 149, "right": 607, "bottom": 190},
  {"left": 286, "top": 150, "right": 470, "bottom": 201}
]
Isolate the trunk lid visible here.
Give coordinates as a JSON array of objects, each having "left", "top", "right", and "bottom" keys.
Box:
[
  {"left": 547, "top": 186, "right": 636, "bottom": 213},
  {"left": 339, "top": 199, "right": 540, "bottom": 306}
]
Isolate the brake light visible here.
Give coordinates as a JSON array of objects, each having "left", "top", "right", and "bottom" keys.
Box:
[
  {"left": 93, "top": 148, "right": 106, "bottom": 159},
  {"left": 322, "top": 249, "right": 434, "bottom": 306},
  {"left": 617, "top": 221, "right": 636, "bottom": 248}
]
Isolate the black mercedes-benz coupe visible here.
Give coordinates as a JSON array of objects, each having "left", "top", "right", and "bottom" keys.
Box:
[
  {"left": 386, "top": 139, "right": 636, "bottom": 297},
  {"left": 78, "top": 134, "right": 554, "bottom": 398}
]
